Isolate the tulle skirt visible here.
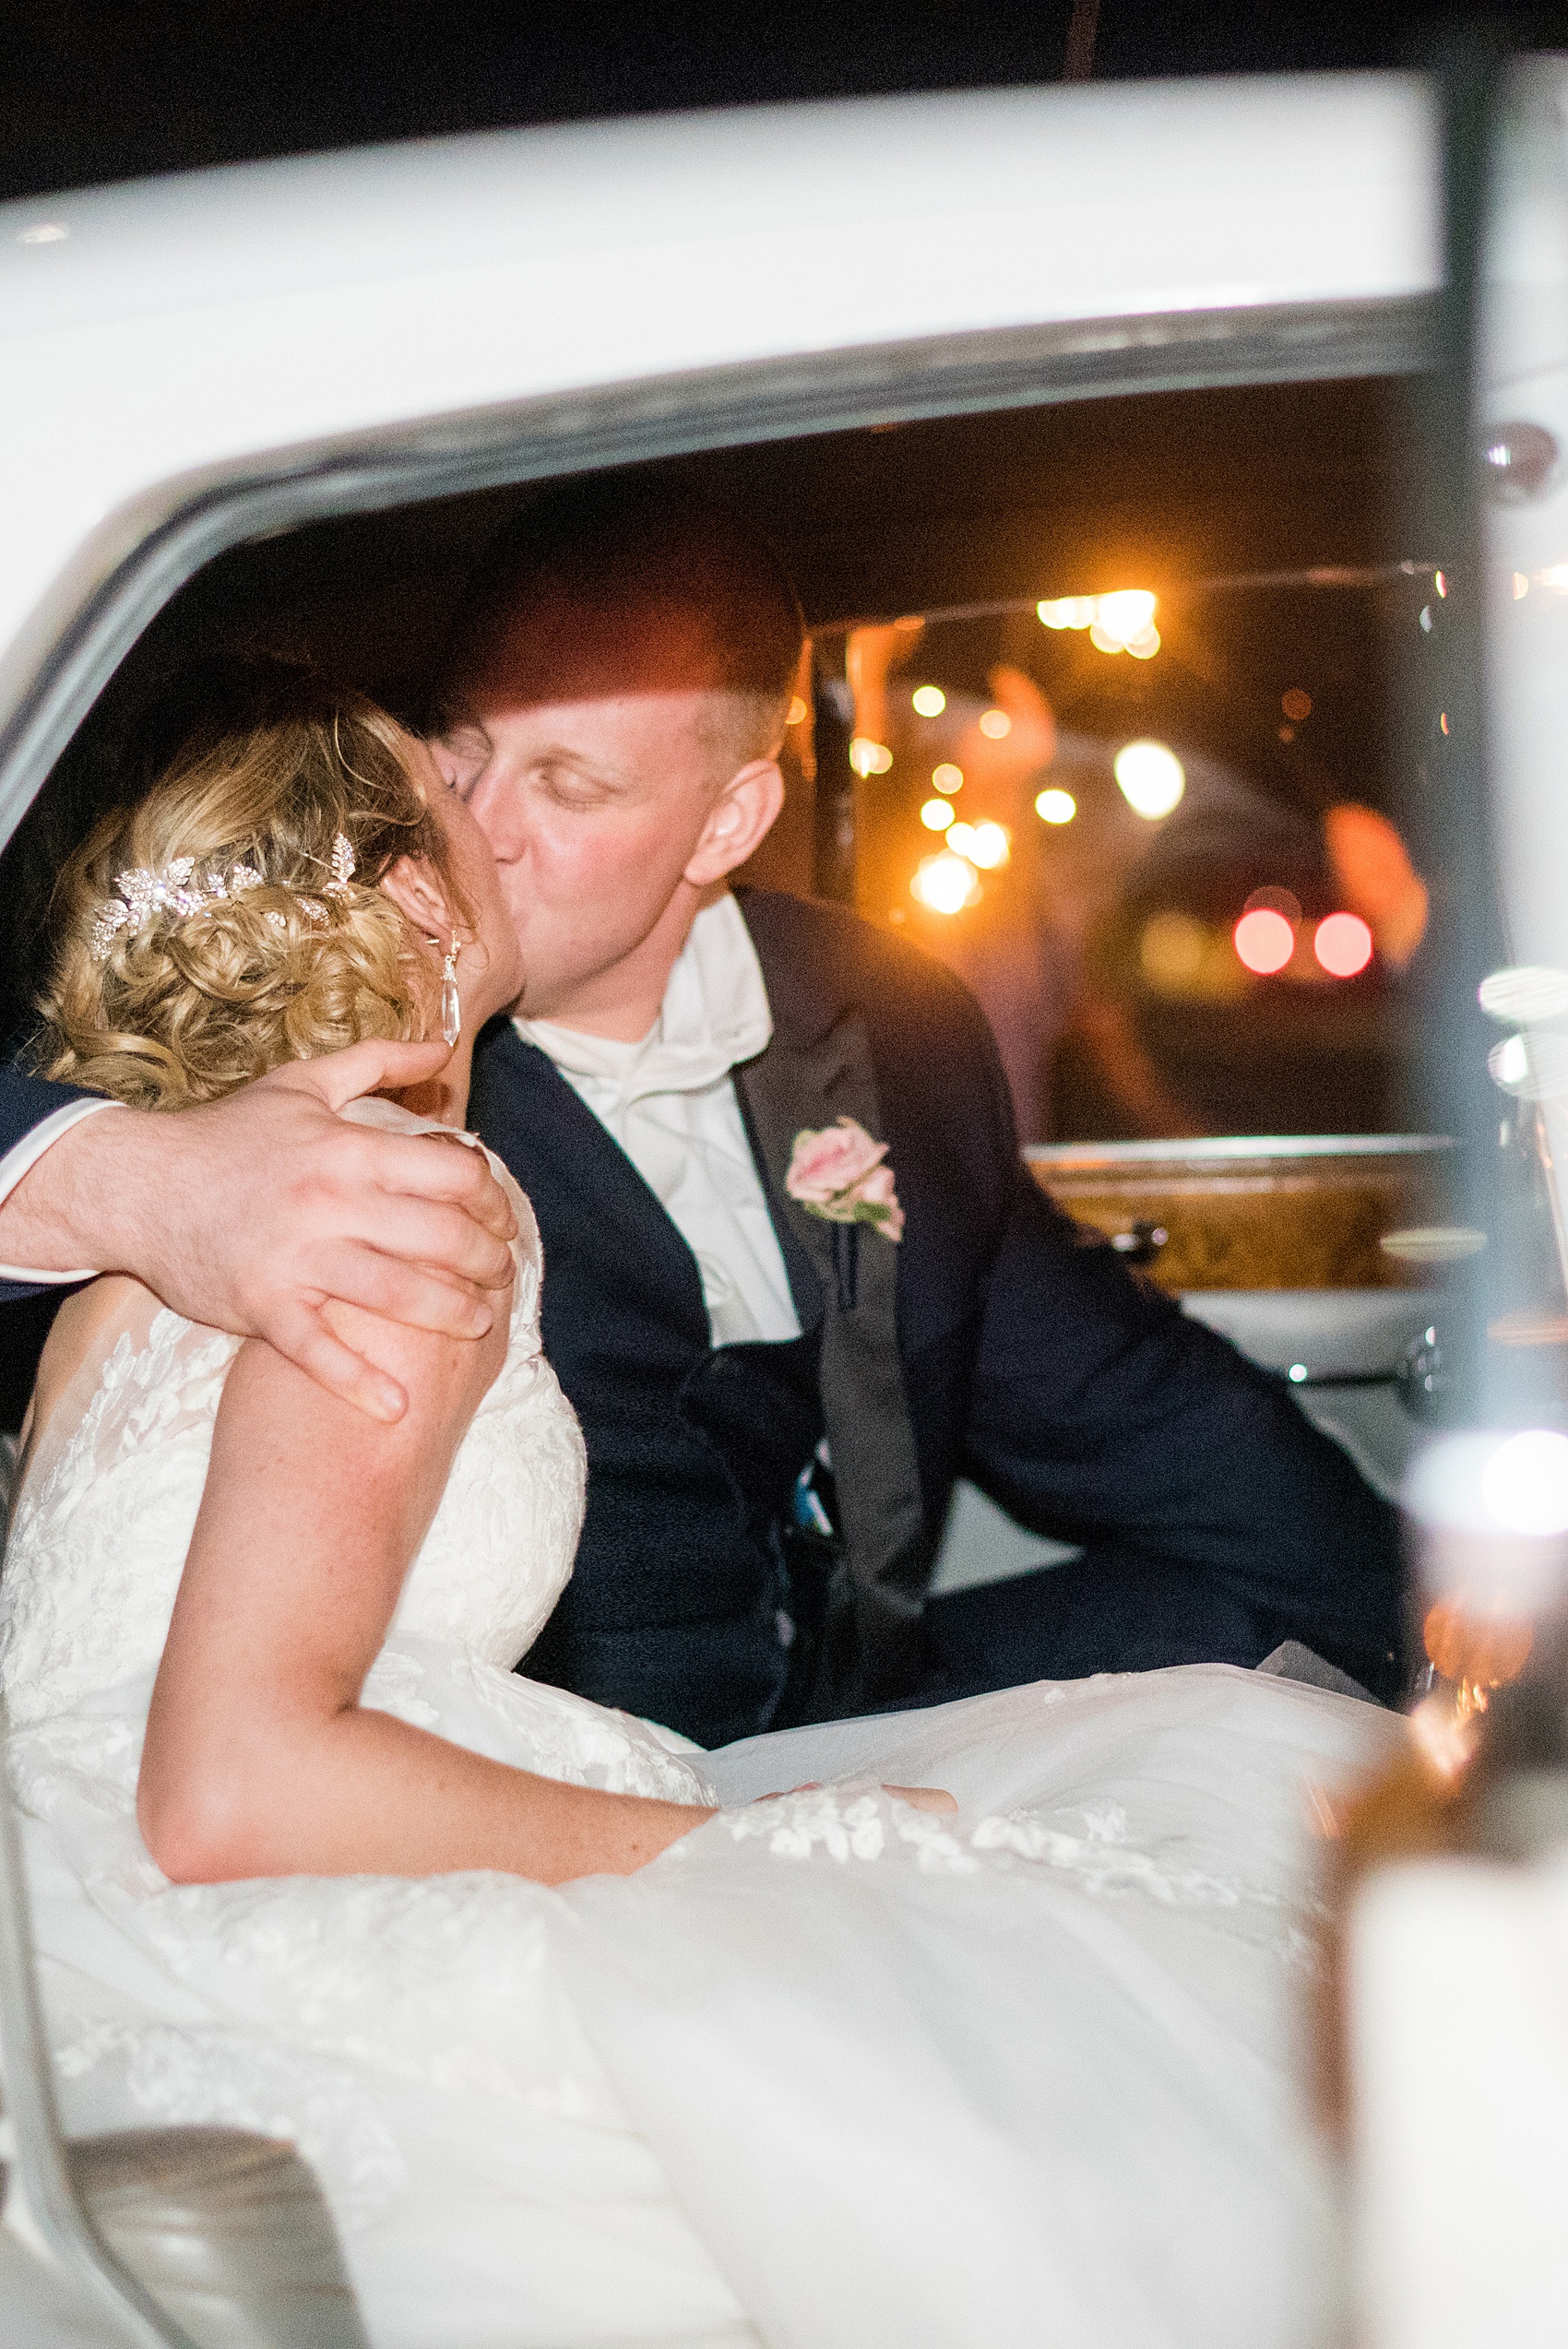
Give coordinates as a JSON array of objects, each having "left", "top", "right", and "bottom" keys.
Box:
[{"left": 21, "top": 1663, "right": 1400, "bottom": 2349}]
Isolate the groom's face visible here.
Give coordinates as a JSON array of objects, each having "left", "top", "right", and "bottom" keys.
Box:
[{"left": 440, "top": 602, "right": 782, "bottom": 1028}]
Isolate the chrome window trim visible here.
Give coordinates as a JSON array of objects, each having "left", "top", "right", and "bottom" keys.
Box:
[
  {"left": 0, "top": 291, "right": 1432, "bottom": 856},
  {"left": 1026, "top": 1134, "right": 1455, "bottom": 1168}
]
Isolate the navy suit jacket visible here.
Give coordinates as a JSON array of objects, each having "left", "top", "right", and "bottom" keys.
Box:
[{"left": 730, "top": 893, "right": 1401, "bottom": 1662}]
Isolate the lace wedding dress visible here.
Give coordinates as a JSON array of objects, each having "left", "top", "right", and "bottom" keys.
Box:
[{"left": 1, "top": 1106, "right": 1402, "bottom": 2349}]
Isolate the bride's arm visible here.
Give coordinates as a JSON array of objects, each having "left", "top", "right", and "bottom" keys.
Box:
[{"left": 137, "top": 1297, "right": 714, "bottom": 1888}]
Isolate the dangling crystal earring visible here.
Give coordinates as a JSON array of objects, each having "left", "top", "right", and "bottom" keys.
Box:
[{"left": 440, "top": 933, "right": 462, "bottom": 1048}]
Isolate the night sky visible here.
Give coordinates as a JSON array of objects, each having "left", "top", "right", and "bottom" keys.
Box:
[{"left": 0, "top": 0, "right": 1541, "bottom": 206}]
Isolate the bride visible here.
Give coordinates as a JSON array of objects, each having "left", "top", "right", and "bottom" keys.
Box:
[{"left": 4, "top": 665, "right": 1401, "bottom": 2349}]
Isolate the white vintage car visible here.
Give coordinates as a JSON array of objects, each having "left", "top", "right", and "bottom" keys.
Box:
[{"left": 1, "top": 60, "right": 1565, "bottom": 2347}]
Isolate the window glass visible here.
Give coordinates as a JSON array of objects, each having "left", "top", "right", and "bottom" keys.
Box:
[{"left": 820, "top": 577, "right": 1430, "bottom": 1148}]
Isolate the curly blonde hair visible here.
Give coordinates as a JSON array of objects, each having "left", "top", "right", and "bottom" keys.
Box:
[{"left": 36, "top": 665, "right": 471, "bottom": 1110}]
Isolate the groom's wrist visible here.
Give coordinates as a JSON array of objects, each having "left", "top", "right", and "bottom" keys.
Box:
[{"left": 0, "top": 1097, "right": 137, "bottom": 1280}]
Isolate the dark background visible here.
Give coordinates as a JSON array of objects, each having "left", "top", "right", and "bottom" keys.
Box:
[{"left": 0, "top": 0, "right": 1550, "bottom": 208}]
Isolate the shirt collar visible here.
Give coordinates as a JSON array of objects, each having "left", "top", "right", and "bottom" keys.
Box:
[{"left": 515, "top": 894, "right": 773, "bottom": 1101}]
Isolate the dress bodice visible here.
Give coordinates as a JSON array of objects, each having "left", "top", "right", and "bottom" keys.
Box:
[{"left": 0, "top": 1101, "right": 712, "bottom": 1809}]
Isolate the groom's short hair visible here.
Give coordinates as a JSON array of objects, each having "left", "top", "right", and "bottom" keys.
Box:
[{"left": 440, "top": 480, "right": 805, "bottom": 766}]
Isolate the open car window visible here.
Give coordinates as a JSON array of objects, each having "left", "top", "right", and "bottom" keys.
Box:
[{"left": 0, "top": 364, "right": 1455, "bottom": 1509}]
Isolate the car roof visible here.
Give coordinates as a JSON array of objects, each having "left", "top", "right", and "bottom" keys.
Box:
[{"left": 0, "top": 76, "right": 1438, "bottom": 847}]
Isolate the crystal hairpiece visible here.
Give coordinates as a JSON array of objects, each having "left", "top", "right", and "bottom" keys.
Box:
[{"left": 90, "top": 833, "right": 355, "bottom": 961}]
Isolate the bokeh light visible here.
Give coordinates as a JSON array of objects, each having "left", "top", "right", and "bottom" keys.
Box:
[
  {"left": 849, "top": 737, "right": 893, "bottom": 777},
  {"left": 978, "top": 709, "right": 1012, "bottom": 740},
  {"left": 1093, "top": 589, "right": 1158, "bottom": 646},
  {"left": 1113, "top": 739, "right": 1185, "bottom": 819},
  {"left": 1244, "top": 884, "right": 1302, "bottom": 926},
  {"left": 965, "top": 821, "right": 1011, "bottom": 870},
  {"left": 920, "top": 797, "right": 956, "bottom": 831},
  {"left": 911, "top": 684, "right": 946, "bottom": 717},
  {"left": 1035, "top": 788, "right": 1076, "bottom": 825},
  {"left": 1037, "top": 597, "right": 1097, "bottom": 630},
  {"left": 1234, "top": 908, "right": 1297, "bottom": 975},
  {"left": 1313, "top": 912, "right": 1374, "bottom": 977},
  {"left": 1482, "top": 1429, "right": 1568, "bottom": 1536},
  {"left": 1141, "top": 912, "right": 1207, "bottom": 990},
  {"left": 1479, "top": 965, "right": 1568, "bottom": 1024},
  {"left": 787, "top": 694, "right": 809, "bottom": 726},
  {"left": 1038, "top": 591, "right": 1158, "bottom": 656},
  {"left": 911, "top": 851, "right": 982, "bottom": 915},
  {"left": 932, "top": 763, "right": 964, "bottom": 793}
]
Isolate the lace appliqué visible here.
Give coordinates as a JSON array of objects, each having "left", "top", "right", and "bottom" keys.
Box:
[
  {"left": 724, "top": 1789, "right": 1326, "bottom": 1972},
  {"left": 724, "top": 1785, "right": 978, "bottom": 1875}
]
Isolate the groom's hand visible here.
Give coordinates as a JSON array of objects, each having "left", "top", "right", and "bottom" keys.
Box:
[{"left": 7, "top": 1039, "right": 516, "bottom": 1422}]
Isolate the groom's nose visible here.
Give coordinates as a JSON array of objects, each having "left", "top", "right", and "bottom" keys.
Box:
[{"left": 466, "top": 765, "right": 529, "bottom": 863}]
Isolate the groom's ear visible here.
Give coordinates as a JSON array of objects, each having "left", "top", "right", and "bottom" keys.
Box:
[
  {"left": 683, "top": 759, "right": 786, "bottom": 888},
  {"left": 379, "top": 854, "right": 451, "bottom": 937}
]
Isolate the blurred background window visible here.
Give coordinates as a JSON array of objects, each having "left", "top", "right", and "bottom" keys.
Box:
[{"left": 821, "top": 572, "right": 1431, "bottom": 1145}]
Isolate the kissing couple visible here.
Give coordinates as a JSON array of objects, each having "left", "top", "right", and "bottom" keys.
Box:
[{"left": 1, "top": 483, "right": 1406, "bottom": 2346}]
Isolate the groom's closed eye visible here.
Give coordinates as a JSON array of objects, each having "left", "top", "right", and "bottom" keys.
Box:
[{"left": 533, "top": 757, "right": 621, "bottom": 811}]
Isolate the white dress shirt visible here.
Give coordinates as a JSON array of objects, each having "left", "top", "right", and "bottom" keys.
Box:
[
  {"left": 516, "top": 895, "right": 802, "bottom": 1349},
  {"left": 0, "top": 1096, "right": 122, "bottom": 1284}
]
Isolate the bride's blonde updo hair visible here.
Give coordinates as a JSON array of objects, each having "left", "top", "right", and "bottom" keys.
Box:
[{"left": 37, "top": 661, "right": 471, "bottom": 1110}]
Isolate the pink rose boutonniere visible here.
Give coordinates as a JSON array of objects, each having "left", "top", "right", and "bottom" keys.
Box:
[{"left": 785, "top": 1117, "right": 905, "bottom": 1241}]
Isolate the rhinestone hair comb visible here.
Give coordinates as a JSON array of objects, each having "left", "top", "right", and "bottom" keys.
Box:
[{"left": 90, "top": 834, "right": 355, "bottom": 961}]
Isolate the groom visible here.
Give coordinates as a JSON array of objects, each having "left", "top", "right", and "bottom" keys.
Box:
[
  {"left": 0, "top": 483, "right": 1403, "bottom": 1744},
  {"left": 435, "top": 482, "right": 1404, "bottom": 1742}
]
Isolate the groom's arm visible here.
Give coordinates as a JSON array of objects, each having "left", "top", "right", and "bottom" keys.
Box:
[
  {"left": 0, "top": 1041, "right": 517, "bottom": 1422},
  {"left": 959, "top": 1166, "right": 1405, "bottom": 1690},
  {"left": 903, "top": 985, "right": 1405, "bottom": 1693},
  {"left": 0, "top": 1072, "right": 112, "bottom": 1296}
]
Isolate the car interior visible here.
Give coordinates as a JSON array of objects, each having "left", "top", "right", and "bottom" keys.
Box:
[
  {"left": 42, "top": 191, "right": 1568, "bottom": 2349},
  {"left": 16, "top": 53, "right": 1568, "bottom": 2344},
  {"left": 0, "top": 369, "right": 1456, "bottom": 1560}
]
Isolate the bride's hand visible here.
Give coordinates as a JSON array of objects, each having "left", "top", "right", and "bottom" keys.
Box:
[
  {"left": 763, "top": 1781, "right": 958, "bottom": 1816},
  {"left": 882, "top": 1784, "right": 958, "bottom": 1816},
  {"left": 20, "top": 1039, "right": 517, "bottom": 1424}
]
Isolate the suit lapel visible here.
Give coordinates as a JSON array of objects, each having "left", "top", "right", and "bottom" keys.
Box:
[
  {"left": 731, "top": 1016, "right": 861, "bottom": 1331},
  {"left": 735, "top": 908, "right": 932, "bottom": 1712}
]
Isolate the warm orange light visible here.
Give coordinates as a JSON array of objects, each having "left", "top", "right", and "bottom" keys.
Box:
[
  {"left": 911, "top": 851, "right": 981, "bottom": 914},
  {"left": 1424, "top": 1597, "right": 1534, "bottom": 1691},
  {"left": 1323, "top": 803, "right": 1429, "bottom": 969},
  {"left": 1313, "top": 912, "right": 1374, "bottom": 977},
  {"left": 1233, "top": 908, "right": 1296, "bottom": 975},
  {"left": 920, "top": 797, "right": 956, "bottom": 831}
]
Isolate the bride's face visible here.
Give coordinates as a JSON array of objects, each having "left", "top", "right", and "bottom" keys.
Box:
[{"left": 393, "top": 737, "right": 525, "bottom": 1026}]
